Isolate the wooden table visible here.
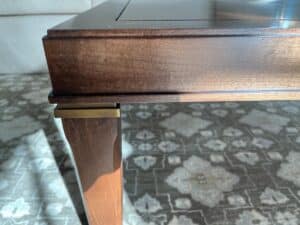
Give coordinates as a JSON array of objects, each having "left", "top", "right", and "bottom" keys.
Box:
[{"left": 43, "top": 0, "right": 300, "bottom": 224}]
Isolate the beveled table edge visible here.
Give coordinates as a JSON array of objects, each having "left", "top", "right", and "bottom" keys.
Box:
[{"left": 46, "top": 27, "right": 300, "bottom": 38}]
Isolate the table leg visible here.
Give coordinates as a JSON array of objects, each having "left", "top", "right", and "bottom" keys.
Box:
[{"left": 62, "top": 117, "right": 122, "bottom": 225}]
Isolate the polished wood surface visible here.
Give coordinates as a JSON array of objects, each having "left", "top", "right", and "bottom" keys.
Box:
[
  {"left": 120, "top": 0, "right": 214, "bottom": 21},
  {"left": 48, "top": 0, "right": 300, "bottom": 37},
  {"left": 44, "top": 0, "right": 300, "bottom": 100},
  {"left": 62, "top": 118, "right": 122, "bottom": 225},
  {"left": 44, "top": 1, "right": 300, "bottom": 225},
  {"left": 44, "top": 35, "right": 300, "bottom": 97}
]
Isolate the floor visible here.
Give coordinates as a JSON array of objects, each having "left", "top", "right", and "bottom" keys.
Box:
[{"left": 1, "top": 74, "right": 300, "bottom": 225}]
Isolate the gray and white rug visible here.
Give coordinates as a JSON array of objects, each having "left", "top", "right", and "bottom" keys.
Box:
[{"left": 1, "top": 74, "right": 300, "bottom": 225}]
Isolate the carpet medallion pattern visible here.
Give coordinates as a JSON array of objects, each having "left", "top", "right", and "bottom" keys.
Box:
[{"left": 122, "top": 101, "right": 300, "bottom": 225}]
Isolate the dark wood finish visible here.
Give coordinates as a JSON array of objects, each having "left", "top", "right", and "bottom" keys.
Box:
[
  {"left": 49, "top": 91, "right": 300, "bottom": 105},
  {"left": 43, "top": 0, "right": 300, "bottom": 99},
  {"left": 62, "top": 118, "right": 122, "bottom": 225},
  {"left": 44, "top": 36, "right": 300, "bottom": 96},
  {"left": 119, "top": 0, "right": 215, "bottom": 21},
  {"left": 44, "top": 1, "right": 300, "bottom": 225},
  {"left": 47, "top": 0, "right": 300, "bottom": 37}
]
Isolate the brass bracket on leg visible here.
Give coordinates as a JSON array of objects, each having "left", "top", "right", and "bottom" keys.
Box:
[{"left": 54, "top": 103, "right": 120, "bottom": 118}]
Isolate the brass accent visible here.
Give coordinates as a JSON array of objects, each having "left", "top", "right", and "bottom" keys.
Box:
[
  {"left": 56, "top": 103, "right": 117, "bottom": 109},
  {"left": 54, "top": 104, "right": 120, "bottom": 118}
]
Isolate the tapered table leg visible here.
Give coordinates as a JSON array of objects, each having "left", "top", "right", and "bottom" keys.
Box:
[{"left": 62, "top": 117, "right": 122, "bottom": 225}]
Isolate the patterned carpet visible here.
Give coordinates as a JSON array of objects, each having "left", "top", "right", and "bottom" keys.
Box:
[{"left": 1, "top": 74, "right": 300, "bottom": 225}]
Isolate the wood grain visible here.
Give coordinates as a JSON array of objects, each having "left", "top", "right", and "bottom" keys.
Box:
[
  {"left": 44, "top": 2, "right": 300, "bottom": 225},
  {"left": 44, "top": 36, "right": 300, "bottom": 95},
  {"left": 62, "top": 118, "right": 122, "bottom": 225}
]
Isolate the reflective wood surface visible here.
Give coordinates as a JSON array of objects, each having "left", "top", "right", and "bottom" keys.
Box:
[
  {"left": 44, "top": 2, "right": 300, "bottom": 225},
  {"left": 48, "top": 0, "right": 300, "bottom": 37},
  {"left": 44, "top": 0, "right": 300, "bottom": 101},
  {"left": 62, "top": 118, "right": 122, "bottom": 225}
]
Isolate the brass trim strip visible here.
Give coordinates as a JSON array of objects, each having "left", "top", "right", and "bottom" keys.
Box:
[
  {"left": 54, "top": 108, "right": 120, "bottom": 118},
  {"left": 56, "top": 103, "right": 117, "bottom": 109}
]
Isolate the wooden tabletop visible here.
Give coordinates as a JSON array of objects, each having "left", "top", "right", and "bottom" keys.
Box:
[
  {"left": 44, "top": 0, "right": 300, "bottom": 103},
  {"left": 48, "top": 0, "right": 300, "bottom": 37}
]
